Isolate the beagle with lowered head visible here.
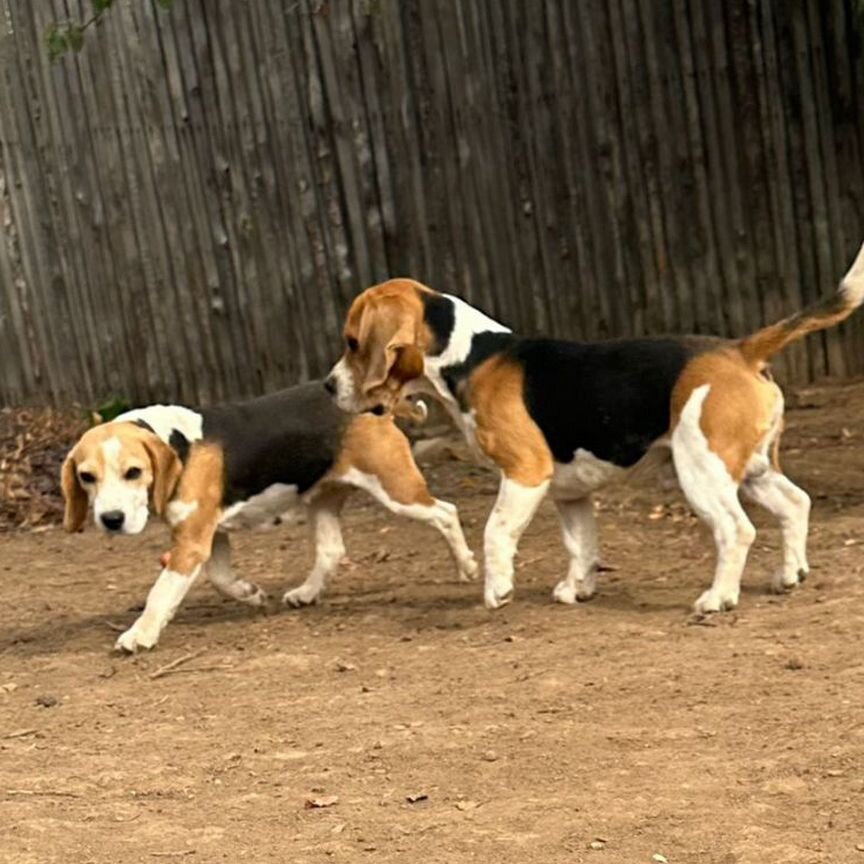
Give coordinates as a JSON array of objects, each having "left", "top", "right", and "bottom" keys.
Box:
[
  {"left": 62, "top": 382, "right": 477, "bottom": 652},
  {"left": 327, "top": 241, "right": 864, "bottom": 614}
]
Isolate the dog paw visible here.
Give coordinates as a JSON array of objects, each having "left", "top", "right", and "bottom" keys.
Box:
[
  {"left": 114, "top": 624, "right": 159, "bottom": 654},
  {"left": 458, "top": 556, "right": 479, "bottom": 583},
  {"left": 693, "top": 588, "right": 739, "bottom": 614},
  {"left": 282, "top": 584, "right": 321, "bottom": 608},
  {"left": 552, "top": 580, "right": 577, "bottom": 605},
  {"left": 239, "top": 583, "right": 269, "bottom": 607},
  {"left": 553, "top": 575, "right": 597, "bottom": 605},
  {"left": 770, "top": 566, "right": 808, "bottom": 594},
  {"left": 484, "top": 576, "right": 514, "bottom": 610}
]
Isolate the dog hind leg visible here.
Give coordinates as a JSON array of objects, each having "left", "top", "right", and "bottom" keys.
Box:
[
  {"left": 283, "top": 491, "right": 349, "bottom": 607},
  {"left": 552, "top": 496, "right": 599, "bottom": 604},
  {"left": 207, "top": 531, "right": 268, "bottom": 606},
  {"left": 742, "top": 469, "right": 810, "bottom": 593}
]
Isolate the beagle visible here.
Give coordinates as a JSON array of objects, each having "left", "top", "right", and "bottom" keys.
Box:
[
  {"left": 62, "top": 382, "right": 477, "bottom": 651},
  {"left": 327, "top": 242, "right": 864, "bottom": 614}
]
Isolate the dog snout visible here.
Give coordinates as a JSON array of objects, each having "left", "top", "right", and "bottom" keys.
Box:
[
  {"left": 323, "top": 375, "right": 337, "bottom": 396},
  {"left": 100, "top": 510, "right": 126, "bottom": 532}
]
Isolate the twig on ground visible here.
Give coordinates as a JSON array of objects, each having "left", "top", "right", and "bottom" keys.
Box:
[
  {"left": 3, "top": 728, "right": 38, "bottom": 739},
  {"left": 6, "top": 788, "right": 81, "bottom": 797},
  {"left": 103, "top": 620, "right": 127, "bottom": 632},
  {"left": 152, "top": 665, "right": 234, "bottom": 679},
  {"left": 149, "top": 851, "right": 196, "bottom": 859},
  {"left": 149, "top": 649, "right": 206, "bottom": 680}
]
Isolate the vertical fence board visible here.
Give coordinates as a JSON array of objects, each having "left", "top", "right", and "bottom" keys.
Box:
[{"left": 1, "top": 0, "right": 862, "bottom": 408}]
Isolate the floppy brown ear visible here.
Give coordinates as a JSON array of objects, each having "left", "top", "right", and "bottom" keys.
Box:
[
  {"left": 143, "top": 436, "right": 183, "bottom": 517},
  {"left": 361, "top": 316, "right": 421, "bottom": 395},
  {"left": 362, "top": 344, "right": 396, "bottom": 395},
  {"left": 61, "top": 453, "right": 88, "bottom": 533},
  {"left": 391, "top": 344, "right": 425, "bottom": 384}
]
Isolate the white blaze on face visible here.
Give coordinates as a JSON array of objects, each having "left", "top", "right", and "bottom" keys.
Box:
[
  {"left": 328, "top": 356, "right": 362, "bottom": 411},
  {"left": 91, "top": 437, "right": 151, "bottom": 535}
]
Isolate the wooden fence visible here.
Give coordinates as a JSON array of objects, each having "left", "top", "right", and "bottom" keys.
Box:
[{"left": 1, "top": 0, "right": 863, "bottom": 407}]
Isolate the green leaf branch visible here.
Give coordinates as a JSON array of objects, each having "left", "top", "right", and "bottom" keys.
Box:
[{"left": 46, "top": 0, "right": 174, "bottom": 63}]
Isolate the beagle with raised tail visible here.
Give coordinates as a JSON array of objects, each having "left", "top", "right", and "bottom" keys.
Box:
[
  {"left": 62, "top": 382, "right": 477, "bottom": 651},
  {"left": 327, "top": 242, "right": 864, "bottom": 614}
]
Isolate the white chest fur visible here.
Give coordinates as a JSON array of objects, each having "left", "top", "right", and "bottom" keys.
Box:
[
  {"left": 218, "top": 483, "right": 301, "bottom": 531},
  {"left": 551, "top": 449, "right": 624, "bottom": 498}
]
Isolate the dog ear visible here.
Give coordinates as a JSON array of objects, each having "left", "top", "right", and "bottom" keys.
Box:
[
  {"left": 391, "top": 344, "right": 425, "bottom": 384},
  {"left": 361, "top": 317, "right": 423, "bottom": 395},
  {"left": 61, "top": 453, "right": 88, "bottom": 533},
  {"left": 143, "top": 436, "right": 183, "bottom": 517}
]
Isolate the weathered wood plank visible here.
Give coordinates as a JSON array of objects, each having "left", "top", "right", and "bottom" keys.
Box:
[{"left": 1, "top": 0, "right": 862, "bottom": 407}]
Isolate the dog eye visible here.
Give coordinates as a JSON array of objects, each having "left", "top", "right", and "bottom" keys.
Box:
[
  {"left": 124, "top": 467, "right": 142, "bottom": 481},
  {"left": 78, "top": 471, "right": 96, "bottom": 484},
  {"left": 346, "top": 337, "right": 359, "bottom": 353}
]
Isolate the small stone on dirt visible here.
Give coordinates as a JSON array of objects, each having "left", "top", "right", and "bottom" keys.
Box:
[
  {"left": 589, "top": 840, "right": 606, "bottom": 850},
  {"left": 784, "top": 658, "right": 804, "bottom": 671},
  {"left": 653, "top": 855, "right": 669, "bottom": 863},
  {"left": 334, "top": 661, "right": 356, "bottom": 673},
  {"left": 35, "top": 694, "right": 58, "bottom": 708},
  {"left": 482, "top": 750, "right": 498, "bottom": 762},
  {"left": 406, "top": 793, "right": 428, "bottom": 804},
  {"left": 305, "top": 794, "right": 339, "bottom": 809}
]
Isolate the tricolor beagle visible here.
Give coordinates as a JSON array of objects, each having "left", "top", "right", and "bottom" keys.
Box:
[
  {"left": 327, "top": 242, "right": 864, "bottom": 614},
  {"left": 62, "top": 383, "right": 477, "bottom": 651}
]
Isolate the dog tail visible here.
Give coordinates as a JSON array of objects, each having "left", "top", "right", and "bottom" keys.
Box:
[{"left": 738, "top": 240, "right": 864, "bottom": 366}]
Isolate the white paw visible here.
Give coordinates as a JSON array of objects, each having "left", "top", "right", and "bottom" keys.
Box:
[
  {"left": 553, "top": 580, "right": 577, "bottom": 604},
  {"left": 283, "top": 583, "right": 321, "bottom": 607},
  {"left": 554, "top": 576, "right": 596, "bottom": 605},
  {"left": 114, "top": 623, "right": 159, "bottom": 654},
  {"left": 458, "top": 556, "right": 479, "bottom": 583},
  {"left": 484, "top": 575, "right": 514, "bottom": 610},
  {"left": 693, "top": 587, "right": 739, "bottom": 614},
  {"left": 239, "top": 583, "right": 269, "bottom": 607},
  {"left": 770, "top": 566, "right": 808, "bottom": 594}
]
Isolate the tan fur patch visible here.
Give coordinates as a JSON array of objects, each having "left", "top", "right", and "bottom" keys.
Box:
[
  {"left": 671, "top": 347, "right": 782, "bottom": 481},
  {"left": 168, "top": 443, "right": 225, "bottom": 573},
  {"left": 61, "top": 453, "right": 88, "bottom": 532},
  {"left": 330, "top": 413, "right": 435, "bottom": 506},
  {"left": 469, "top": 357, "right": 553, "bottom": 487}
]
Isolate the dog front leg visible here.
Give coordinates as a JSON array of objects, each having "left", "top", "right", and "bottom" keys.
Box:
[
  {"left": 116, "top": 528, "right": 215, "bottom": 653},
  {"left": 483, "top": 475, "right": 549, "bottom": 609}
]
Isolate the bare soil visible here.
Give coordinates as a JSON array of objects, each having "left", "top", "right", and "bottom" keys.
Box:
[{"left": 1, "top": 381, "right": 864, "bottom": 864}]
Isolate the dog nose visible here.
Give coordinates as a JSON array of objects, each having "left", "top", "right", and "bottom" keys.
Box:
[
  {"left": 101, "top": 510, "right": 125, "bottom": 532},
  {"left": 323, "top": 376, "right": 337, "bottom": 395}
]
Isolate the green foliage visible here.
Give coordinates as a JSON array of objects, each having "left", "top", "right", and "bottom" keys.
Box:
[
  {"left": 45, "top": 24, "right": 70, "bottom": 63},
  {"left": 91, "top": 397, "right": 132, "bottom": 425},
  {"left": 46, "top": 0, "right": 174, "bottom": 64}
]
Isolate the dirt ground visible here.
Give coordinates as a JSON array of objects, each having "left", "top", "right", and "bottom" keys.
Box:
[{"left": 1, "top": 381, "right": 863, "bottom": 864}]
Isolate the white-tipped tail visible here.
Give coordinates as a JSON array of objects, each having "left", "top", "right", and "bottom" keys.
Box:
[
  {"left": 740, "top": 238, "right": 864, "bottom": 365},
  {"left": 839, "top": 240, "right": 864, "bottom": 305}
]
